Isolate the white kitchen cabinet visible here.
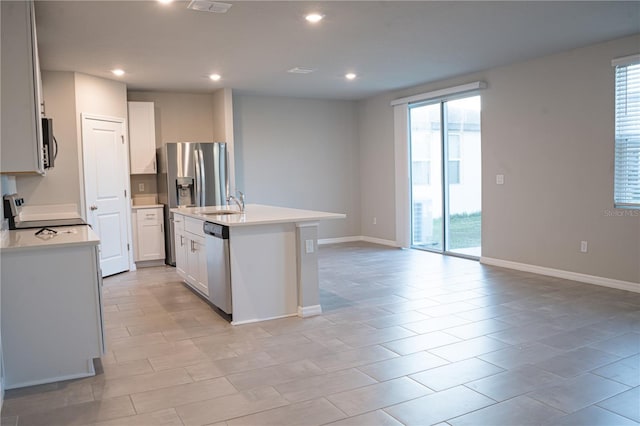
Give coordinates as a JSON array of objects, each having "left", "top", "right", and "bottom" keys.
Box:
[
  {"left": 175, "top": 228, "right": 188, "bottom": 279},
  {"left": 132, "top": 206, "right": 165, "bottom": 264},
  {"left": 128, "top": 101, "right": 157, "bottom": 174},
  {"left": 173, "top": 213, "right": 208, "bottom": 296},
  {"left": 1, "top": 0, "right": 45, "bottom": 175}
]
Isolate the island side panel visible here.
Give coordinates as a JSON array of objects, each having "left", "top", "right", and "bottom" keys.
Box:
[
  {"left": 229, "top": 223, "right": 298, "bottom": 324},
  {"left": 296, "top": 222, "right": 321, "bottom": 316},
  {"left": 1, "top": 245, "right": 103, "bottom": 388}
]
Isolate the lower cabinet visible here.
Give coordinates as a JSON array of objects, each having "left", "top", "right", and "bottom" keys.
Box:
[
  {"left": 132, "top": 207, "right": 165, "bottom": 264},
  {"left": 174, "top": 214, "right": 208, "bottom": 296}
]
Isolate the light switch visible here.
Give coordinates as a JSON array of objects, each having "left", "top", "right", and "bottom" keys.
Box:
[
  {"left": 305, "top": 239, "right": 314, "bottom": 254},
  {"left": 496, "top": 174, "right": 504, "bottom": 185}
]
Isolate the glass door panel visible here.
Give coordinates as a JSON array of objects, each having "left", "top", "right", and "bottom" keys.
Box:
[
  {"left": 410, "top": 103, "right": 443, "bottom": 251},
  {"left": 410, "top": 95, "right": 482, "bottom": 259},
  {"left": 445, "top": 96, "right": 482, "bottom": 257}
]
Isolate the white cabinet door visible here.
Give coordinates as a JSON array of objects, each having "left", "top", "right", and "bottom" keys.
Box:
[
  {"left": 173, "top": 214, "right": 208, "bottom": 296},
  {"left": 192, "top": 235, "right": 209, "bottom": 295},
  {"left": 128, "top": 102, "right": 156, "bottom": 174},
  {"left": 173, "top": 214, "right": 187, "bottom": 279},
  {"left": 136, "top": 207, "right": 165, "bottom": 261},
  {"left": 174, "top": 229, "right": 188, "bottom": 279},
  {"left": 1, "top": 1, "right": 44, "bottom": 175},
  {"left": 186, "top": 235, "right": 208, "bottom": 296}
]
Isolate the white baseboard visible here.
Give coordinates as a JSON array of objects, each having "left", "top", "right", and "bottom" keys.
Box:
[
  {"left": 298, "top": 304, "right": 323, "bottom": 317},
  {"left": 318, "top": 236, "right": 362, "bottom": 245},
  {"left": 231, "top": 313, "right": 297, "bottom": 326},
  {"left": 318, "top": 235, "right": 398, "bottom": 248},
  {"left": 361, "top": 236, "right": 399, "bottom": 247},
  {"left": 481, "top": 256, "right": 640, "bottom": 293},
  {"left": 4, "top": 370, "right": 96, "bottom": 390},
  {"left": 135, "top": 259, "right": 166, "bottom": 268}
]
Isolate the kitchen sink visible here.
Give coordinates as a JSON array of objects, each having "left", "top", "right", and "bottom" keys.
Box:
[{"left": 203, "top": 210, "right": 241, "bottom": 216}]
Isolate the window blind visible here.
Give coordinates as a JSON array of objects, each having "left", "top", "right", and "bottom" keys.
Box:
[{"left": 614, "top": 57, "right": 640, "bottom": 208}]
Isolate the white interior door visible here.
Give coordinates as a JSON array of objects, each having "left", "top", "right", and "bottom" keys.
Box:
[{"left": 82, "top": 115, "right": 130, "bottom": 277}]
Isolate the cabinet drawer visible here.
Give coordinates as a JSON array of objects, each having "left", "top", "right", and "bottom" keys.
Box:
[
  {"left": 185, "top": 217, "right": 204, "bottom": 236},
  {"left": 173, "top": 213, "right": 185, "bottom": 232},
  {"left": 137, "top": 208, "right": 162, "bottom": 224}
]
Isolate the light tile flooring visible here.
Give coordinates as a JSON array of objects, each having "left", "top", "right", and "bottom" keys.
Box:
[{"left": 2, "top": 242, "right": 639, "bottom": 426}]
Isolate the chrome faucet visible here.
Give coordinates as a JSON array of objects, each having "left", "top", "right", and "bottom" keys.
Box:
[{"left": 227, "top": 190, "right": 245, "bottom": 212}]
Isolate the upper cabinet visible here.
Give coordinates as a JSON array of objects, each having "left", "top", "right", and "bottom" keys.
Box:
[
  {"left": 128, "top": 101, "right": 157, "bottom": 174},
  {"left": 1, "top": 1, "right": 45, "bottom": 175}
]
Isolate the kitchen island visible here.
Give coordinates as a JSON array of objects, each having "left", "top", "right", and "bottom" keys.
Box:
[{"left": 171, "top": 204, "right": 345, "bottom": 324}]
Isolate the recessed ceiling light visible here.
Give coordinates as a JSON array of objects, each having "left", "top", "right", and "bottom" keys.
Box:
[
  {"left": 158, "top": 0, "right": 173, "bottom": 4},
  {"left": 345, "top": 73, "right": 357, "bottom": 80},
  {"left": 287, "top": 67, "right": 315, "bottom": 74},
  {"left": 209, "top": 73, "right": 221, "bottom": 81},
  {"left": 305, "top": 13, "right": 324, "bottom": 23},
  {"left": 111, "top": 69, "right": 125, "bottom": 77},
  {"left": 188, "top": 1, "right": 232, "bottom": 13}
]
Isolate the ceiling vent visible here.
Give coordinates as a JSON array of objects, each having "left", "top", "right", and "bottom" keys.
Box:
[
  {"left": 187, "top": 0, "right": 232, "bottom": 13},
  {"left": 287, "top": 67, "right": 315, "bottom": 74}
]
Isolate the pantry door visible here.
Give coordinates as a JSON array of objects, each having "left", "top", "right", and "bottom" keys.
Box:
[{"left": 82, "top": 114, "right": 130, "bottom": 277}]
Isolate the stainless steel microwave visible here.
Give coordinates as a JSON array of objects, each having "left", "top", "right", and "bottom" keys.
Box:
[{"left": 42, "top": 117, "right": 57, "bottom": 169}]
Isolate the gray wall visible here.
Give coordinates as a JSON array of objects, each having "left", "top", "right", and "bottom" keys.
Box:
[
  {"left": 15, "top": 71, "right": 79, "bottom": 206},
  {"left": 15, "top": 72, "right": 127, "bottom": 213},
  {"left": 233, "top": 94, "right": 360, "bottom": 239},
  {"left": 127, "top": 91, "right": 217, "bottom": 146},
  {"left": 357, "top": 34, "right": 640, "bottom": 283}
]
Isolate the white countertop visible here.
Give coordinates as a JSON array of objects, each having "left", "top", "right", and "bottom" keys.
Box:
[
  {"left": 131, "top": 204, "right": 163, "bottom": 210},
  {"left": 1, "top": 225, "right": 100, "bottom": 252},
  {"left": 171, "top": 204, "right": 345, "bottom": 227}
]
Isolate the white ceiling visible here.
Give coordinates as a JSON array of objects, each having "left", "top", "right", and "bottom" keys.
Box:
[{"left": 35, "top": 1, "right": 640, "bottom": 100}]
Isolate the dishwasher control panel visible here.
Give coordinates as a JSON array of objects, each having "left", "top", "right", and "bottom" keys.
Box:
[{"left": 203, "top": 221, "right": 229, "bottom": 239}]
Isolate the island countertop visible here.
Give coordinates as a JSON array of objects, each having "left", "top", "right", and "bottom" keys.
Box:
[{"left": 170, "top": 204, "right": 345, "bottom": 227}]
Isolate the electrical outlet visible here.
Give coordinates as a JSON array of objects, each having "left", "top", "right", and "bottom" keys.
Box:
[
  {"left": 138, "top": 183, "right": 145, "bottom": 192},
  {"left": 373, "top": 217, "right": 377, "bottom": 225},
  {"left": 580, "top": 241, "right": 588, "bottom": 253},
  {"left": 305, "top": 239, "right": 314, "bottom": 254},
  {"left": 496, "top": 174, "right": 504, "bottom": 185}
]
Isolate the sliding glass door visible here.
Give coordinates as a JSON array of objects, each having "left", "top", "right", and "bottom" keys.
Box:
[{"left": 410, "top": 95, "right": 481, "bottom": 258}]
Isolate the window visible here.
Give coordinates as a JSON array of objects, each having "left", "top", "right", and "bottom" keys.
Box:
[
  {"left": 412, "top": 160, "right": 431, "bottom": 185},
  {"left": 613, "top": 55, "right": 640, "bottom": 209},
  {"left": 448, "top": 133, "right": 461, "bottom": 185}
]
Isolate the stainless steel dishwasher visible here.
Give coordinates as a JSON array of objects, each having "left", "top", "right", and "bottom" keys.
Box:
[{"left": 203, "top": 221, "right": 232, "bottom": 314}]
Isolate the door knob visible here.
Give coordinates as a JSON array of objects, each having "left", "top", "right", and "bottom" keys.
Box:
[{"left": 90, "top": 205, "right": 98, "bottom": 211}]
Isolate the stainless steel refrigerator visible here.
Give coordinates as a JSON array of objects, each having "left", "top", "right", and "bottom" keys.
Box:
[{"left": 157, "top": 142, "right": 228, "bottom": 265}]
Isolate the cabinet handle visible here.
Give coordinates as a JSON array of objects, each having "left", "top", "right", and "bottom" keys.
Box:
[
  {"left": 160, "top": 224, "right": 163, "bottom": 233},
  {"left": 153, "top": 159, "right": 156, "bottom": 172},
  {"left": 191, "top": 240, "right": 195, "bottom": 252},
  {"left": 90, "top": 205, "right": 98, "bottom": 211},
  {"left": 180, "top": 235, "right": 184, "bottom": 246}
]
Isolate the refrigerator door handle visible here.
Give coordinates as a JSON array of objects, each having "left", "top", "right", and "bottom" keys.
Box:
[
  {"left": 198, "top": 146, "right": 206, "bottom": 206},
  {"left": 194, "top": 146, "right": 202, "bottom": 206}
]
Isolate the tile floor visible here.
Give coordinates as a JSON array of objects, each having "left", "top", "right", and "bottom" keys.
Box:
[{"left": 2, "top": 242, "right": 639, "bottom": 426}]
